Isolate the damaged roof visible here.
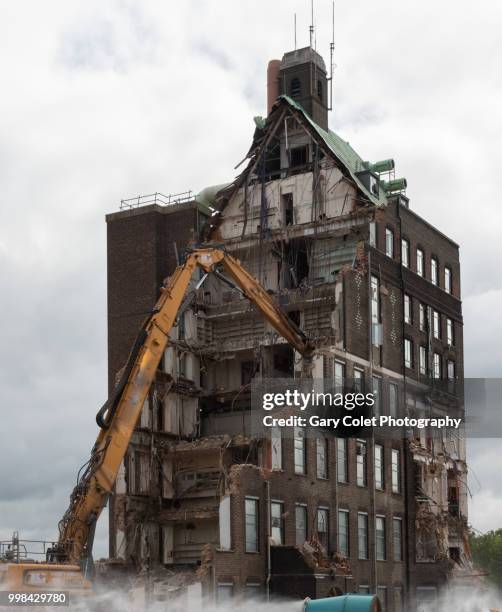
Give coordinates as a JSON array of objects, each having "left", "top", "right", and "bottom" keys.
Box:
[{"left": 276, "top": 95, "right": 388, "bottom": 207}]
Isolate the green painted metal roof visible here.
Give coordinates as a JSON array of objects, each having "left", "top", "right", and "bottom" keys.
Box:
[{"left": 277, "top": 95, "right": 387, "bottom": 207}]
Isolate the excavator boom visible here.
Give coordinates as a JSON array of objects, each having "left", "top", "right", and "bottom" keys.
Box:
[{"left": 52, "top": 245, "right": 314, "bottom": 568}]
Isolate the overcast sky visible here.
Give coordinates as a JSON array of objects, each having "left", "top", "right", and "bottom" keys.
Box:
[{"left": 0, "top": 0, "right": 501, "bottom": 559}]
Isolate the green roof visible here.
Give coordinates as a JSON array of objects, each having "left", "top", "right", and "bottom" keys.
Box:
[{"left": 278, "top": 95, "right": 387, "bottom": 207}]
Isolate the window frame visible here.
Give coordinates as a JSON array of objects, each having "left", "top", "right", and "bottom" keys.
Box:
[
  {"left": 357, "top": 512, "right": 369, "bottom": 560},
  {"left": 374, "top": 444, "right": 384, "bottom": 491},
  {"left": 356, "top": 439, "right": 368, "bottom": 487},
  {"left": 337, "top": 509, "right": 350, "bottom": 557},
  {"left": 336, "top": 437, "right": 348, "bottom": 483},
  {"left": 404, "top": 294, "right": 412, "bottom": 324},
  {"left": 294, "top": 426, "right": 306, "bottom": 475},
  {"left": 444, "top": 266, "right": 452, "bottom": 294},
  {"left": 404, "top": 338, "right": 413, "bottom": 369},
  {"left": 401, "top": 238, "right": 410, "bottom": 268},
  {"left": 270, "top": 500, "right": 285, "bottom": 545},
  {"left": 391, "top": 449, "right": 401, "bottom": 493},
  {"left": 375, "top": 515, "right": 386, "bottom": 561},
  {"left": 244, "top": 497, "right": 259, "bottom": 553},
  {"left": 416, "top": 247, "right": 424, "bottom": 277},
  {"left": 295, "top": 504, "right": 308, "bottom": 547},
  {"left": 316, "top": 437, "right": 328, "bottom": 479},
  {"left": 385, "top": 227, "right": 394, "bottom": 258},
  {"left": 431, "top": 256, "right": 439, "bottom": 285},
  {"left": 393, "top": 517, "right": 403, "bottom": 562}
]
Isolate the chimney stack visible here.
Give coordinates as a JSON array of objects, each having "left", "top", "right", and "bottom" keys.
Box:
[{"left": 267, "top": 59, "right": 281, "bottom": 115}]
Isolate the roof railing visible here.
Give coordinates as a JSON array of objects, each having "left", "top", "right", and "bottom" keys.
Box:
[{"left": 120, "top": 190, "right": 193, "bottom": 210}]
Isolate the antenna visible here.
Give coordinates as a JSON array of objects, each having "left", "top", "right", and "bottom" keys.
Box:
[
  {"left": 328, "top": 1, "right": 335, "bottom": 111},
  {"left": 309, "top": 0, "right": 315, "bottom": 48},
  {"left": 294, "top": 13, "right": 297, "bottom": 49}
]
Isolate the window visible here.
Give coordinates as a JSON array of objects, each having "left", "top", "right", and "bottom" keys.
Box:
[
  {"left": 433, "top": 310, "right": 441, "bottom": 339},
  {"left": 433, "top": 353, "right": 441, "bottom": 379},
  {"left": 376, "top": 516, "right": 386, "bottom": 560},
  {"left": 290, "top": 145, "right": 308, "bottom": 168},
  {"left": 358, "top": 586, "right": 370, "bottom": 594},
  {"left": 419, "top": 346, "right": 427, "bottom": 376},
  {"left": 447, "top": 360, "right": 455, "bottom": 380},
  {"left": 316, "top": 437, "right": 328, "bottom": 479},
  {"left": 356, "top": 440, "right": 367, "bottom": 486},
  {"left": 294, "top": 427, "right": 306, "bottom": 474},
  {"left": 336, "top": 438, "right": 348, "bottom": 483},
  {"left": 372, "top": 376, "right": 382, "bottom": 417},
  {"left": 217, "top": 584, "right": 234, "bottom": 602},
  {"left": 290, "top": 77, "right": 301, "bottom": 98},
  {"left": 419, "top": 303, "right": 426, "bottom": 331},
  {"left": 354, "top": 368, "right": 364, "bottom": 393},
  {"left": 295, "top": 504, "right": 307, "bottom": 546},
  {"left": 394, "top": 587, "right": 404, "bottom": 612},
  {"left": 317, "top": 79, "right": 323, "bottom": 100},
  {"left": 338, "top": 510, "right": 349, "bottom": 557},
  {"left": 404, "top": 294, "right": 412, "bottom": 324},
  {"left": 374, "top": 444, "right": 384, "bottom": 490},
  {"left": 245, "top": 584, "right": 262, "bottom": 600},
  {"left": 416, "top": 587, "right": 438, "bottom": 611},
  {"left": 447, "top": 318, "right": 454, "bottom": 346},
  {"left": 444, "top": 267, "right": 452, "bottom": 294},
  {"left": 369, "top": 221, "right": 376, "bottom": 247},
  {"left": 401, "top": 238, "right": 410, "bottom": 268},
  {"left": 245, "top": 498, "right": 259, "bottom": 552},
  {"left": 371, "top": 275, "right": 380, "bottom": 323},
  {"left": 431, "top": 257, "right": 438, "bottom": 285},
  {"left": 271, "top": 502, "right": 284, "bottom": 545},
  {"left": 377, "top": 587, "right": 387, "bottom": 612},
  {"left": 357, "top": 513, "right": 369, "bottom": 559},
  {"left": 393, "top": 517, "right": 403, "bottom": 561},
  {"left": 334, "top": 361, "right": 345, "bottom": 393},
  {"left": 385, "top": 228, "right": 394, "bottom": 258},
  {"left": 317, "top": 507, "right": 329, "bottom": 551},
  {"left": 271, "top": 426, "right": 282, "bottom": 470},
  {"left": 404, "top": 338, "right": 413, "bottom": 369},
  {"left": 282, "top": 193, "right": 294, "bottom": 226},
  {"left": 416, "top": 248, "right": 424, "bottom": 277},
  {"left": 389, "top": 382, "right": 398, "bottom": 418},
  {"left": 391, "top": 449, "right": 401, "bottom": 493}
]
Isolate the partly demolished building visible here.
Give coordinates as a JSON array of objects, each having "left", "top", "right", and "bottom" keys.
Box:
[{"left": 105, "top": 46, "right": 469, "bottom": 610}]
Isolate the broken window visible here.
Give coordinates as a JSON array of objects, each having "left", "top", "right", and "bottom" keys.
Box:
[
  {"left": 385, "top": 227, "right": 394, "bottom": 258},
  {"left": 393, "top": 517, "right": 403, "bottom": 561},
  {"left": 416, "top": 248, "right": 424, "bottom": 276},
  {"left": 391, "top": 449, "right": 401, "bottom": 493},
  {"left": 369, "top": 221, "right": 376, "bottom": 247},
  {"left": 271, "top": 501, "right": 284, "bottom": 545},
  {"left": 273, "top": 344, "right": 294, "bottom": 377},
  {"left": 374, "top": 444, "right": 384, "bottom": 490},
  {"left": 371, "top": 275, "right": 380, "bottom": 323},
  {"left": 282, "top": 193, "right": 294, "bottom": 226},
  {"left": 376, "top": 516, "right": 386, "bottom": 560},
  {"left": 337, "top": 509, "right": 349, "bottom": 557},
  {"left": 245, "top": 497, "right": 259, "bottom": 553},
  {"left": 316, "top": 437, "right": 328, "bottom": 479},
  {"left": 241, "top": 360, "right": 255, "bottom": 385},
  {"left": 290, "top": 145, "right": 308, "bottom": 168},
  {"left": 356, "top": 440, "right": 367, "bottom": 487},
  {"left": 294, "top": 426, "right": 306, "bottom": 474},
  {"left": 357, "top": 513, "right": 369, "bottom": 559},
  {"left": 317, "top": 507, "right": 329, "bottom": 551},
  {"left": 295, "top": 504, "right": 308, "bottom": 546},
  {"left": 336, "top": 438, "right": 348, "bottom": 483}
]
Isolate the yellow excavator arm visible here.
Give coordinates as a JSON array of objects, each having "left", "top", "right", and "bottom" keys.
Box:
[{"left": 54, "top": 245, "right": 314, "bottom": 568}]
